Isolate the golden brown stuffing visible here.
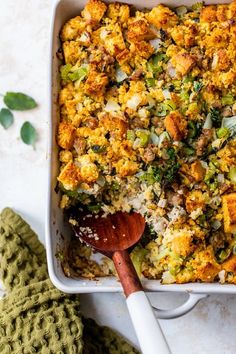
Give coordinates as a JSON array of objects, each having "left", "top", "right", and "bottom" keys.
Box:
[
  {"left": 222, "top": 193, "right": 236, "bottom": 233},
  {"left": 57, "top": 122, "right": 76, "bottom": 150},
  {"left": 164, "top": 111, "right": 187, "bottom": 141},
  {"left": 146, "top": 4, "right": 178, "bottom": 29}
]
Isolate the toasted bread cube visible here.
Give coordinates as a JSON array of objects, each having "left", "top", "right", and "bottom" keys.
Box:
[
  {"left": 84, "top": 71, "right": 108, "bottom": 97},
  {"left": 190, "top": 160, "right": 206, "bottom": 182},
  {"left": 60, "top": 16, "right": 86, "bottom": 41},
  {"left": 63, "top": 41, "right": 83, "bottom": 65},
  {"left": 58, "top": 121, "right": 76, "bottom": 150},
  {"left": 200, "top": 5, "right": 217, "bottom": 22},
  {"left": 104, "top": 24, "right": 126, "bottom": 56},
  {"left": 134, "top": 41, "right": 154, "bottom": 59},
  {"left": 185, "top": 190, "right": 205, "bottom": 213},
  {"left": 107, "top": 3, "right": 130, "bottom": 23},
  {"left": 58, "top": 162, "right": 81, "bottom": 190},
  {"left": 164, "top": 111, "right": 187, "bottom": 141},
  {"left": 193, "top": 247, "right": 221, "bottom": 282},
  {"left": 146, "top": 5, "right": 178, "bottom": 30},
  {"left": 222, "top": 193, "right": 236, "bottom": 233},
  {"left": 116, "top": 48, "right": 131, "bottom": 65},
  {"left": 222, "top": 255, "right": 236, "bottom": 273},
  {"left": 59, "top": 150, "right": 73, "bottom": 163},
  {"left": 171, "top": 53, "right": 195, "bottom": 76},
  {"left": 228, "top": 1, "right": 236, "bottom": 19},
  {"left": 170, "top": 24, "right": 197, "bottom": 48},
  {"left": 114, "top": 159, "right": 139, "bottom": 177},
  {"left": 127, "top": 19, "right": 156, "bottom": 43},
  {"left": 80, "top": 163, "right": 99, "bottom": 183},
  {"left": 81, "top": 0, "right": 107, "bottom": 24},
  {"left": 216, "top": 4, "right": 228, "bottom": 21}
]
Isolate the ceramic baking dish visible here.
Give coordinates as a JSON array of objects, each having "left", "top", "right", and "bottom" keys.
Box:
[{"left": 46, "top": 0, "right": 235, "bottom": 319}]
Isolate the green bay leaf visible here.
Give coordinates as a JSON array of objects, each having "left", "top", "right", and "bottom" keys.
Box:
[
  {"left": 4, "top": 92, "right": 37, "bottom": 111},
  {"left": 20, "top": 121, "right": 37, "bottom": 148},
  {"left": 0, "top": 108, "right": 14, "bottom": 129}
]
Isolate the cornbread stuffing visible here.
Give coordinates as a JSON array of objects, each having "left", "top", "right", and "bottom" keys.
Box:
[{"left": 57, "top": 0, "right": 236, "bottom": 284}]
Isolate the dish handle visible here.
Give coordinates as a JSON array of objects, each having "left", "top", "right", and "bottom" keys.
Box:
[{"left": 152, "top": 293, "right": 208, "bottom": 319}]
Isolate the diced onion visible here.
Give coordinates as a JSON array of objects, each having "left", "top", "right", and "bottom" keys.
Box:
[
  {"left": 162, "top": 89, "right": 171, "bottom": 100},
  {"left": 149, "top": 38, "right": 162, "bottom": 50},
  {"left": 105, "top": 99, "right": 121, "bottom": 112},
  {"left": 100, "top": 28, "right": 108, "bottom": 40},
  {"left": 217, "top": 174, "right": 224, "bottom": 183},
  {"left": 218, "top": 270, "right": 226, "bottom": 284},
  {"left": 212, "top": 219, "right": 222, "bottom": 230},
  {"left": 158, "top": 131, "right": 170, "bottom": 147},
  {"left": 203, "top": 113, "right": 213, "bottom": 129},
  {"left": 211, "top": 53, "right": 218, "bottom": 70},
  {"left": 138, "top": 108, "right": 148, "bottom": 118},
  {"left": 126, "top": 94, "right": 142, "bottom": 110},
  {"left": 157, "top": 198, "right": 167, "bottom": 208},
  {"left": 150, "top": 132, "right": 159, "bottom": 145},
  {"left": 167, "top": 64, "right": 176, "bottom": 78},
  {"left": 221, "top": 115, "right": 236, "bottom": 134},
  {"left": 176, "top": 6, "right": 188, "bottom": 16},
  {"left": 115, "top": 67, "right": 128, "bottom": 83}
]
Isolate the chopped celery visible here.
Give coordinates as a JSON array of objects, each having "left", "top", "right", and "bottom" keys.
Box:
[
  {"left": 221, "top": 94, "right": 234, "bottom": 106},
  {"left": 146, "top": 78, "right": 155, "bottom": 87},
  {"left": 131, "top": 246, "right": 148, "bottom": 277},
  {"left": 136, "top": 130, "right": 150, "bottom": 147},
  {"left": 221, "top": 116, "right": 236, "bottom": 134},
  {"left": 156, "top": 100, "right": 176, "bottom": 116},
  {"left": 176, "top": 6, "right": 188, "bottom": 16},
  {"left": 216, "top": 248, "right": 231, "bottom": 263},
  {"left": 228, "top": 166, "right": 236, "bottom": 183},
  {"left": 127, "top": 130, "right": 135, "bottom": 141},
  {"left": 180, "top": 90, "right": 190, "bottom": 102},
  {"left": 216, "top": 127, "right": 230, "bottom": 139},
  {"left": 68, "top": 66, "right": 88, "bottom": 82},
  {"left": 191, "top": 2, "right": 204, "bottom": 12},
  {"left": 60, "top": 64, "right": 72, "bottom": 80},
  {"left": 182, "top": 146, "right": 195, "bottom": 156}
]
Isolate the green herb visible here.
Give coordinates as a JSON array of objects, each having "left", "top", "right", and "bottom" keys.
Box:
[
  {"left": 216, "top": 127, "right": 230, "bottom": 139},
  {"left": 60, "top": 64, "right": 72, "bottom": 80},
  {"left": 111, "top": 181, "right": 120, "bottom": 191},
  {"left": 216, "top": 248, "right": 231, "bottom": 263},
  {"left": 165, "top": 163, "right": 180, "bottom": 183},
  {"left": 221, "top": 94, "right": 234, "bottom": 106},
  {"left": 0, "top": 108, "right": 14, "bottom": 129},
  {"left": 187, "top": 121, "right": 197, "bottom": 138},
  {"left": 193, "top": 81, "right": 203, "bottom": 92},
  {"left": 191, "top": 2, "right": 204, "bottom": 12},
  {"left": 209, "top": 107, "right": 221, "bottom": 128},
  {"left": 147, "top": 54, "right": 167, "bottom": 75},
  {"left": 91, "top": 145, "right": 106, "bottom": 153},
  {"left": 87, "top": 204, "right": 101, "bottom": 212},
  {"left": 20, "top": 121, "right": 37, "bottom": 148},
  {"left": 4, "top": 92, "right": 37, "bottom": 111},
  {"left": 182, "top": 146, "right": 195, "bottom": 156},
  {"left": 146, "top": 78, "right": 155, "bottom": 87}
]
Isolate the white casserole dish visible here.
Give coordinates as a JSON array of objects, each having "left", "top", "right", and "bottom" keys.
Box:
[{"left": 46, "top": 0, "right": 235, "bottom": 319}]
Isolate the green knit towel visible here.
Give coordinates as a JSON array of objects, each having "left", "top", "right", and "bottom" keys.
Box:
[{"left": 0, "top": 208, "right": 139, "bottom": 354}]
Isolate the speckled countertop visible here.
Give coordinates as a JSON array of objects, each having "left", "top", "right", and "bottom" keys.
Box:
[{"left": 0, "top": 1, "right": 235, "bottom": 353}]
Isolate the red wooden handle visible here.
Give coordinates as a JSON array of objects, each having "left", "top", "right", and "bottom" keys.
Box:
[{"left": 112, "top": 250, "right": 143, "bottom": 297}]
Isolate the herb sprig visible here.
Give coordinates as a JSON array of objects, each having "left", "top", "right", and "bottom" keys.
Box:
[{"left": 0, "top": 91, "right": 38, "bottom": 148}]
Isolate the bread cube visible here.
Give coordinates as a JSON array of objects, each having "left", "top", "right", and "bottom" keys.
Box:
[
  {"left": 81, "top": 0, "right": 107, "bottom": 24},
  {"left": 146, "top": 5, "right": 178, "bottom": 30},
  {"left": 84, "top": 71, "right": 108, "bottom": 97},
  {"left": 200, "top": 5, "right": 217, "bottom": 22},
  {"left": 134, "top": 41, "right": 154, "bottom": 59},
  {"left": 190, "top": 160, "right": 206, "bottom": 182},
  {"left": 127, "top": 19, "right": 156, "bottom": 43},
  {"left": 164, "top": 111, "right": 187, "bottom": 141},
  {"left": 60, "top": 16, "right": 86, "bottom": 41},
  {"left": 171, "top": 52, "right": 195, "bottom": 76},
  {"left": 58, "top": 121, "right": 76, "bottom": 150},
  {"left": 58, "top": 162, "right": 81, "bottom": 190},
  {"left": 222, "top": 193, "right": 236, "bottom": 233}
]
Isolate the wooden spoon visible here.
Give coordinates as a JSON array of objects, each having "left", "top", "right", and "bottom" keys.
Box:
[{"left": 72, "top": 210, "right": 171, "bottom": 354}]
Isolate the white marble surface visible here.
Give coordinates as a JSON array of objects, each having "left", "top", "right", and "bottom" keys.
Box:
[{"left": 0, "top": 1, "right": 236, "bottom": 353}]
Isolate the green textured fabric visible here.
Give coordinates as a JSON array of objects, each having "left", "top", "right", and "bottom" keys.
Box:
[{"left": 0, "top": 208, "right": 139, "bottom": 354}]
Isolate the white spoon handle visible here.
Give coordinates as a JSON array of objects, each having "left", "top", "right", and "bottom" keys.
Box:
[{"left": 126, "top": 291, "right": 171, "bottom": 354}]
